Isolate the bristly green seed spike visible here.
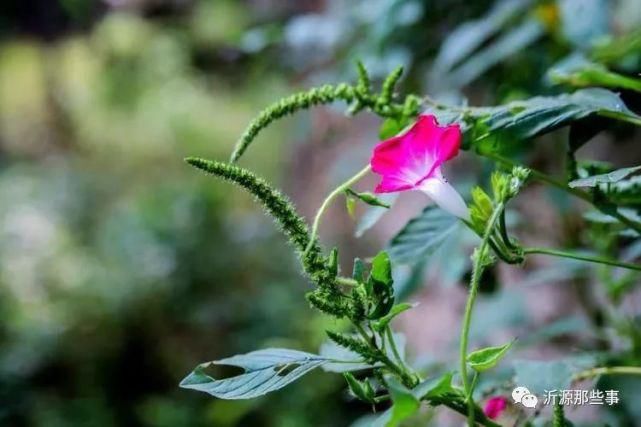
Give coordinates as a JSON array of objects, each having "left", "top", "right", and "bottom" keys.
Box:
[
  {"left": 185, "top": 157, "right": 333, "bottom": 289},
  {"left": 229, "top": 63, "right": 412, "bottom": 163},
  {"left": 356, "top": 60, "right": 371, "bottom": 95},
  {"left": 229, "top": 84, "right": 357, "bottom": 163},
  {"left": 380, "top": 65, "right": 404, "bottom": 106}
]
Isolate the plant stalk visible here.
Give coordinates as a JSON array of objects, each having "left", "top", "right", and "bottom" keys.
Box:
[
  {"left": 304, "top": 165, "right": 371, "bottom": 255},
  {"left": 524, "top": 247, "right": 641, "bottom": 271},
  {"left": 459, "top": 202, "right": 504, "bottom": 426},
  {"left": 573, "top": 366, "right": 641, "bottom": 381}
]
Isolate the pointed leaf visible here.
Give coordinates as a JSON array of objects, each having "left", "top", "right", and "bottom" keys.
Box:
[
  {"left": 372, "top": 303, "right": 415, "bottom": 332},
  {"left": 346, "top": 189, "right": 392, "bottom": 209},
  {"left": 413, "top": 372, "right": 459, "bottom": 400},
  {"left": 180, "top": 349, "right": 330, "bottom": 399},
  {"left": 344, "top": 373, "right": 375, "bottom": 403},
  {"left": 429, "top": 89, "right": 641, "bottom": 149},
  {"left": 379, "top": 118, "right": 404, "bottom": 140},
  {"left": 568, "top": 165, "right": 641, "bottom": 188},
  {"left": 467, "top": 341, "right": 514, "bottom": 372},
  {"left": 388, "top": 205, "right": 460, "bottom": 263}
]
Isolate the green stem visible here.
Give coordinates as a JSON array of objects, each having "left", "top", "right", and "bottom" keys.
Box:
[
  {"left": 459, "top": 202, "right": 504, "bottom": 427},
  {"left": 498, "top": 210, "right": 516, "bottom": 250},
  {"left": 480, "top": 151, "right": 641, "bottom": 234},
  {"left": 524, "top": 247, "right": 641, "bottom": 271},
  {"left": 385, "top": 326, "right": 404, "bottom": 366},
  {"left": 573, "top": 366, "right": 641, "bottom": 381},
  {"left": 304, "top": 165, "right": 371, "bottom": 255},
  {"left": 467, "top": 372, "right": 479, "bottom": 402}
]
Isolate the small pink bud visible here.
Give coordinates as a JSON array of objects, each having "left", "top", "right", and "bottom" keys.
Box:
[{"left": 483, "top": 396, "right": 508, "bottom": 420}]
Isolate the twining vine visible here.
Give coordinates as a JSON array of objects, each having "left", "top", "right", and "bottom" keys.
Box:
[{"left": 181, "top": 61, "right": 641, "bottom": 427}]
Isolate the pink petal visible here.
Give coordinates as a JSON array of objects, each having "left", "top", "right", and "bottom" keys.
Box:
[
  {"left": 483, "top": 396, "right": 508, "bottom": 420},
  {"left": 370, "top": 114, "right": 462, "bottom": 196}
]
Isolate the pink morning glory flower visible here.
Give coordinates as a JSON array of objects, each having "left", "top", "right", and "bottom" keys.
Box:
[
  {"left": 483, "top": 396, "right": 508, "bottom": 419},
  {"left": 370, "top": 114, "right": 469, "bottom": 219}
]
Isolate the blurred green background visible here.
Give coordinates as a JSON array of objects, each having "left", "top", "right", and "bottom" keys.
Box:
[
  {"left": 1, "top": 0, "right": 641, "bottom": 426},
  {"left": 0, "top": 1, "right": 352, "bottom": 426}
]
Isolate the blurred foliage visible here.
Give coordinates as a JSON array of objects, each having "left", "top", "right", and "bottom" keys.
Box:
[{"left": 0, "top": 1, "right": 357, "bottom": 426}]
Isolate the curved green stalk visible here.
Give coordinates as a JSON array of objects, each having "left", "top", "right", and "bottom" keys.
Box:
[
  {"left": 185, "top": 157, "right": 332, "bottom": 289},
  {"left": 573, "top": 366, "right": 641, "bottom": 381},
  {"left": 231, "top": 84, "right": 358, "bottom": 162},
  {"left": 524, "top": 247, "right": 641, "bottom": 271},
  {"left": 459, "top": 202, "right": 504, "bottom": 426},
  {"left": 304, "top": 165, "right": 372, "bottom": 255}
]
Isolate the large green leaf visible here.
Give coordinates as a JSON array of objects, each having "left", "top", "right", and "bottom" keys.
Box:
[
  {"left": 476, "top": 89, "right": 640, "bottom": 141},
  {"left": 180, "top": 348, "right": 330, "bottom": 399},
  {"left": 430, "top": 89, "right": 641, "bottom": 148},
  {"left": 569, "top": 165, "right": 641, "bottom": 188},
  {"left": 387, "top": 205, "right": 460, "bottom": 263}
]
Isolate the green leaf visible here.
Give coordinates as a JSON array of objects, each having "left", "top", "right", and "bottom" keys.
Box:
[
  {"left": 372, "top": 303, "right": 415, "bottom": 332},
  {"left": 430, "top": 88, "right": 641, "bottom": 150},
  {"left": 467, "top": 341, "right": 514, "bottom": 372},
  {"left": 179, "top": 349, "right": 330, "bottom": 399},
  {"left": 413, "top": 373, "right": 496, "bottom": 426},
  {"left": 387, "top": 205, "right": 460, "bottom": 263},
  {"left": 345, "top": 189, "right": 391, "bottom": 208},
  {"left": 568, "top": 165, "right": 641, "bottom": 188},
  {"left": 370, "top": 251, "right": 392, "bottom": 285},
  {"left": 481, "top": 89, "right": 640, "bottom": 139},
  {"left": 373, "top": 378, "right": 420, "bottom": 427},
  {"left": 379, "top": 118, "right": 404, "bottom": 139},
  {"left": 414, "top": 372, "right": 459, "bottom": 400},
  {"left": 344, "top": 373, "right": 375, "bottom": 403},
  {"left": 367, "top": 251, "right": 395, "bottom": 319}
]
